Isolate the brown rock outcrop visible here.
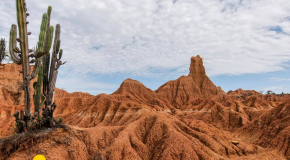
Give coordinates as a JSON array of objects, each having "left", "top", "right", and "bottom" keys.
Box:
[
  {"left": 227, "top": 89, "right": 261, "bottom": 97},
  {"left": 188, "top": 55, "right": 225, "bottom": 97},
  {"left": 156, "top": 76, "right": 202, "bottom": 109},
  {"left": 237, "top": 100, "right": 290, "bottom": 157},
  {"left": 156, "top": 55, "right": 225, "bottom": 109},
  {"left": 0, "top": 64, "right": 36, "bottom": 106}
]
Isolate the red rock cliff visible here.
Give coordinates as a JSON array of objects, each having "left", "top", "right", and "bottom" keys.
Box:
[{"left": 156, "top": 55, "right": 225, "bottom": 108}]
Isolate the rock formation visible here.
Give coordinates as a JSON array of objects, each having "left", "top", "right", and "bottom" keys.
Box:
[
  {"left": 188, "top": 55, "right": 225, "bottom": 97},
  {"left": 156, "top": 55, "right": 225, "bottom": 109},
  {"left": 0, "top": 56, "right": 290, "bottom": 160},
  {"left": 0, "top": 64, "right": 35, "bottom": 106}
]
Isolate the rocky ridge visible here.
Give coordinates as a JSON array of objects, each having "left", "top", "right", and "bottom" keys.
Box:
[{"left": 0, "top": 56, "right": 289, "bottom": 160}]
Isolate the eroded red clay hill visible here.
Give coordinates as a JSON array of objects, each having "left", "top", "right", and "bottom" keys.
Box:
[{"left": 0, "top": 56, "right": 290, "bottom": 160}]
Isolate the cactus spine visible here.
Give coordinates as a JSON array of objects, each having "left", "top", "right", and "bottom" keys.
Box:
[{"left": 10, "top": 0, "right": 65, "bottom": 132}]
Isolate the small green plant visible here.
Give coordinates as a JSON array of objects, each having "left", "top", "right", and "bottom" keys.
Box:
[
  {"left": 58, "top": 118, "right": 63, "bottom": 124},
  {"left": 10, "top": 126, "right": 18, "bottom": 136}
]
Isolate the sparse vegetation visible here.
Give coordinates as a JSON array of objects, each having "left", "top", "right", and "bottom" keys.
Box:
[
  {"left": 267, "top": 90, "right": 273, "bottom": 94},
  {"left": 0, "top": 38, "right": 8, "bottom": 64}
]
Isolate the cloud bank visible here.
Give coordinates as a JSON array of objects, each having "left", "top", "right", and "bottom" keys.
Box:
[{"left": 1, "top": 0, "right": 290, "bottom": 93}]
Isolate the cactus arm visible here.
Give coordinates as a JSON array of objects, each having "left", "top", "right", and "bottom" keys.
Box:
[
  {"left": 39, "top": 7, "right": 53, "bottom": 98},
  {"left": 16, "top": 0, "right": 30, "bottom": 77},
  {"left": 47, "top": 69, "right": 58, "bottom": 105},
  {"left": 37, "top": 13, "right": 48, "bottom": 52},
  {"left": 43, "top": 52, "right": 50, "bottom": 97},
  {"left": 9, "top": 25, "right": 22, "bottom": 64},
  {"left": 42, "top": 7, "right": 51, "bottom": 97},
  {"left": 30, "top": 58, "right": 40, "bottom": 79},
  {"left": 13, "top": 47, "right": 22, "bottom": 53},
  {"left": 43, "top": 26, "right": 54, "bottom": 96},
  {"left": 29, "top": 12, "right": 48, "bottom": 81},
  {"left": 47, "top": 6, "right": 52, "bottom": 18},
  {"left": 55, "top": 59, "right": 66, "bottom": 70},
  {"left": 28, "top": 51, "right": 45, "bottom": 59},
  {"left": 47, "top": 24, "right": 60, "bottom": 105},
  {"left": 58, "top": 48, "right": 62, "bottom": 60},
  {"left": 52, "top": 24, "right": 61, "bottom": 52},
  {"left": 43, "top": 7, "right": 52, "bottom": 54},
  {"left": 55, "top": 40, "right": 60, "bottom": 55},
  {"left": 34, "top": 62, "right": 43, "bottom": 114},
  {"left": 35, "top": 51, "right": 45, "bottom": 58},
  {"left": 45, "top": 26, "right": 54, "bottom": 54}
]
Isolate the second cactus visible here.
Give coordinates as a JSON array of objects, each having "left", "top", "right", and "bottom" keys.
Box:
[{"left": 32, "top": 6, "right": 66, "bottom": 128}]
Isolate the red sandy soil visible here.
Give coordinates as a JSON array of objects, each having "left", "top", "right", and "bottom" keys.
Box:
[{"left": 0, "top": 55, "right": 290, "bottom": 160}]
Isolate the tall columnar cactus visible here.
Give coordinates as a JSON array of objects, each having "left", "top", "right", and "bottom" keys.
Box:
[
  {"left": 0, "top": 38, "right": 7, "bottom": 64},
  {"left": 9, "top": 0, "right": 43, "bottom": 129},
  {"left": 46, "top": 24, "right": 65, "bottom": 108},
  {"left": 33, "top": 7, "right": 66, "bottom": 122},
  {"left": 33, "top": 8, "right": 51, "bottom": 117},
  {"left": 10, "top": 0, "right": 65, "bottom": 132},
  {"left": 39, "top": 24, "right": 65, "bottom": 127}
]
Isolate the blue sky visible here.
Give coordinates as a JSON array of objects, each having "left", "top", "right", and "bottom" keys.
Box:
[
  {"left": 211, "top": 68, "right": 290, "bottom": 94},
  {"left": 57, "top": 64, "right": 290, "bottom": 95},
  {"left": 1, "top": 0, "right": 290, "bottom": 95}
]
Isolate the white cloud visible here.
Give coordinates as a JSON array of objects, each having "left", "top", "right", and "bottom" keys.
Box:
[
  {"left": 270, "top": 77, "right": 290, "bottom": 81},
  {"left": 56, "top": 76, "right": 119, "bottom": 95},
  {"left": 1, "top": 0, "right": 290, "bottom": 92},
  {"left": 264, "top": 86, "right": 290, "bottom": 93}
]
